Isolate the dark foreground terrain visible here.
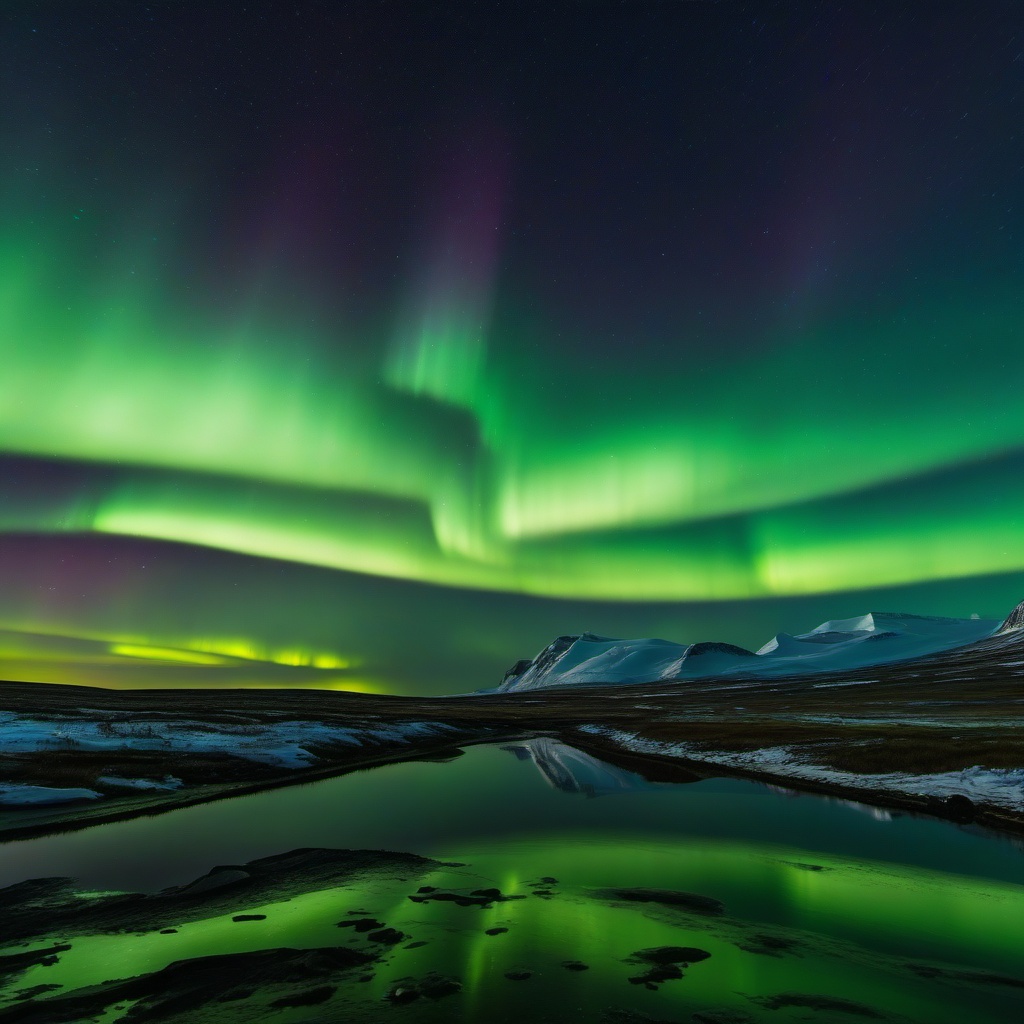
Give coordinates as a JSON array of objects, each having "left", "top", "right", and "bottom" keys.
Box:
[{"left": 4, "top": 839, "right": 1019, "bottom": 1024}]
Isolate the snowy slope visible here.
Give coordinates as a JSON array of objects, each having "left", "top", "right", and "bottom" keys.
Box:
[{"left": 499, "top": 610, "right": 1001, "bottom": 693}]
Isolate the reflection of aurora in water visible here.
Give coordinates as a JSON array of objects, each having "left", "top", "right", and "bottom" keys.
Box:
[
  {"left": 9, "top": 845, "right": 1024, "bottom": 1023},
  {"left": 3, "top": 746, "right": 1022, "bottom": 1023}
]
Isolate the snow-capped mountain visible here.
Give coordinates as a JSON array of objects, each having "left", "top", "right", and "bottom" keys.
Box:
[
  {"left": 499, "top": 608, "right": 1005, "bottom": 693},
  {"left": 997, "top": 598, "right": 1024, "bottom": 633}
]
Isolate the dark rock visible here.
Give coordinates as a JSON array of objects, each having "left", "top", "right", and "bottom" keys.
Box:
[
  {"left": 484, "top": 927, "right": 508, "bottom": 936},
  {"left": 408, "top": 891, "right": 481, "bottom": 907},
  {"left": 628, "top": 963, "right": 683, "bottom": 987},
  {"left": 335, "top": 917, "right": 385, "bottom": 932},
  {"left": 942, "top": 794, "right": 976, "bottom": 822},
  {"left": 386, "top": 981, "right": 420, "bottom": 1004},
  {"left": 12, "top": 984, "right": 62, "bottom": 1002},
  {"left": 408, "top": 887, "right": 524, "bottom": 908},
  {"left": 502, "top": 658, "right": 535, "bottom": 684},
  {"left": 416, "top": 885, "right": 437, "bottom": 893},
  {"left": 629, "top": 946, "right": 711, "bottom": 966},
  {"left": 624, "top": 946, "right": 711, "bottom": 988},
  {"left": 0, "top": 944, "right": 72, "bottom": 984},
  {"left": 367, "top": 928, "right": 405, "bottom": 945},
  {"left": 231, "top": 914, "right": 266, "bottom": 922},
  {"left": 176, "top": 868, "right": 251, "bottom": 896},
  {"left": 504, "top": 970, "right": 532, "bottom": 981},
  {"left": 691, "top": 1011, "right": 755, "bottom": 1024},
  {"left": 418, "top": 973, "right": 462, "bottom": 999},
  {"left": 158, "top": 929, "right": 178, "bottom": 935},
  {"left": 688, "top": 642, "right": 755, "bottom": 659},
  {"left": 597, "top": 888, "right": 725, "bottom": 916},
  {"left": 908, "top": 964, "right": 1024, "bottom": 988},
  {"left": 0, "top": 878, "right": 74, "bottom": 915},
  {"left": 269, "top": 984, "right": 335, "bottom": 1007},
  {"left": 997, "top": 598, "right": 1024, "bottom": 632},
  {"left": 386, "top": 973, "right": 461, "bottom": 1003},
  {"left": 0, "top": 848, "right": 441, "bottom": 947},
  {"left": 561, "top": 960, "right": 589, "bottom": 971},
  {"left": 602, "top": 1012, "right": 679, "bottom": 1024},
  {"left": 216, "top": 988, "right": 254, "bottom": 1002},
  {"left": 754, "top": 993, "right": 884, "bottom": 1017},
  {"left": 404, "top": 940, "right": 428, "bottom": 949},
  {"left": 737, "top": 933, "right": 801, "bottom": 957},
  {"left": 0, "top": 946, "right": 374, "bottom": 1023}
]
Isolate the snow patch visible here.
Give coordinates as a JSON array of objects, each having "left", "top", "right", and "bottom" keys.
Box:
[
  {"left": 0, "top": 784, "right": 101, "bottom": 806},
  {"left": 96, "top": 775, "right": 183, "bottom": 791},
  {"left": 579, "top": 726, "right": 1024, "bottom": 814},
  {"left": 811, "top": 680, "right": 872, "bottom": 689},
  {"left": 0, "top": 712, "right": 463, "bottom": 771}
]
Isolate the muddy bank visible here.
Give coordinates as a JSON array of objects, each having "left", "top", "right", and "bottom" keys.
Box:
[{"left": 1, "top": 671, "right": 1021, "bottom": 841}]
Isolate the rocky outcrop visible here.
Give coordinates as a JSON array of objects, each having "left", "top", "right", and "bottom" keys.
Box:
[{"left": 997, "top": 599, "right": 1024, "bottom": 632}]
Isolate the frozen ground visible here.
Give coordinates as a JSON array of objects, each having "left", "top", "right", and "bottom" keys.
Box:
[
  {"left": 0, "top": 710, "right": 465, "bottom": 808},
  {"left": 0, "top": 711, "right": 461, "bottom": 769},
  {"left": 579, "top": 725, "right": 1024, "bottom": 814},
  {"left": 0, "top": 783, "right": 101, "bottom": 806}
]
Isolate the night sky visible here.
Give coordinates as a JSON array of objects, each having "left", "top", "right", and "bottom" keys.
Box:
[{"left": 1, "top": 2, "right": 1022, "bottom": 694}]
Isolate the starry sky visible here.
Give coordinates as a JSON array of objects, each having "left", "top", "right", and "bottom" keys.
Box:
[{"left": 1, "top": 1, "right": 1022, "bottom": 693}]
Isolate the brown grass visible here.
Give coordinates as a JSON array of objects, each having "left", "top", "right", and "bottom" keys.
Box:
[{"left": 630, "top": 719, "right": 1023, "bottom": 775}]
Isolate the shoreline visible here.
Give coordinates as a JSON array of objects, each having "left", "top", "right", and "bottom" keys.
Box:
[
  {"left": 563, "top": 729, "right": 1024, "bottom": 840},
  {"left": 1, "top": 676, "right": 1021, "bottom": 843}
]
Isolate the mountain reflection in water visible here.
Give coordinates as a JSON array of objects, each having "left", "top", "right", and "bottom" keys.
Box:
[
  {"left": 502, "top": 737, "right": 662, "bottom": 797},
  {"left": 0, "top": 743, "right": 1021, "bottom": 1023}
]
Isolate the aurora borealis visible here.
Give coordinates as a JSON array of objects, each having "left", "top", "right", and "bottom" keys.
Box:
[{"left": 1, "top": 2, "right": 1022, "bottom": 692}]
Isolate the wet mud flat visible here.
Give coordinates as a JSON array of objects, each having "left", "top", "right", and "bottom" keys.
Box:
[{"left": 1, "top": 843, "right": 1021, "bottom": 1024}]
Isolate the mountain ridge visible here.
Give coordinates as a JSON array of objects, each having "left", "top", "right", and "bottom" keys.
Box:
[{"left": 499, "top": 604, "right": 1016, "bottom": 694}]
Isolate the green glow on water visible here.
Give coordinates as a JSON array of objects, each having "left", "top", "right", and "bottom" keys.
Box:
[{"left": 5, "top": 839, "right": 1022, "bottom": 1023}]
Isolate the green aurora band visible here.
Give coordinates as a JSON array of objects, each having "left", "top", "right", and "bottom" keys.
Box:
[{"left": 1, "top": 215, "right": 1023, "bottom": 603}]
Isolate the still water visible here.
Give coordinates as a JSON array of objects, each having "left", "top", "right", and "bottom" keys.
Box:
[{"left": 1, "top": 740, "right": 1022, "bottom": 1023}]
